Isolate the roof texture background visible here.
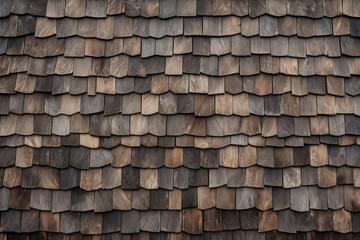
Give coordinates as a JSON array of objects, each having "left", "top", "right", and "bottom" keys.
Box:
[{"left": 0, "top": 0, "right": 360, "bottom": 239}]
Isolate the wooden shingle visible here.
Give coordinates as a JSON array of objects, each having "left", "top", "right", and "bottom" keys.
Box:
[
  {"left": 240, "top": 56, "right": 259, "bottom": 76},
  {"left": 40, "top": 211, "right": 59, "bottom": 232},
  {"left": 9, "top": 188, "right": 30, "bottom": 210},
  {"left": 222, "top": 16, "right": 241, "bottom": 35},
  {"left": 3, "top": 166, "right": 21, "bottom": 188},
  {"left": 245, "top": 166, "right": 264, "bottom": 188},
  {"left": 219, "top": 55, "right": 239, "bottom": 76},
  {"left": 310, "top": 144, "right": 328, "bottom": 167},
  {"left": 266, "top": 0, "right": 287, "bottom": 16},
  {"left": 289, "top": 36, "right": 306, "bottom": 57},
  {"left": 333, "top": 208, "right": 352, "bottom": 233},
  {"left": 283, "top": 167, "right": 301, "bottom": 188},
  {"left": 80, "top": 168, "right": 101, "bottom": 191},
  {"left": 0, "top": 209, "right": 21, "bottom": 232},
  {"left": 165, "top": 147, "right": 183, "bottom": 168},
  {"left": 270, "top": 36, "right": 288, "bottom": 56},
  {"left": 53, "top": 18, "right": 74, "bottom": 38},
  {"left": 165, "top": 56, "right": 182, "bottom": 75},
  {"left": 249, "top": 0, "right": 265, "bottom": 17},
  {"left": 318, "top": 166, "right": 337, "bottom": 188},
  {"left": 278, "top": 16, "right": 297, "bottom": 35},
  {"left": 203, "top": 17, "right": 221, "bottom": 36},
  {"left": 280, "top": 57, "right": 298, "bottom": 75},
  {"left": 204, "top": 208, "right": 222, "bottom": 231},
  {"left": 251, "top": 36, "right": 270, "bottom": 54},
  {"left": 182, "top": 208, "right": 203, "bottom": 234},
  {"left": 260, "top": 15, "right": 278, "bottom": 36},
  {"left": 139, "top": 210, "right": 160, "bottom": 232},
  {"left": 210, "top": 37, "right": 230, "bottom": 56},
  {"left": 232, "top": 35, "right": 251, "bottom": 56},
  {"left": 21, "top": 209, "right": 40, "bottom": 233},
  {"left": 194, "top": 94, "right": 214, "bottom": 116},
  {"left": 35, "top": 17, "right": 56, "bottom": 37},
  {"left": 259, "top": 210, "right": 277, "bottom": 232},
  {"left": 86, "top": 0, "right": 107, "bottom": 17}
]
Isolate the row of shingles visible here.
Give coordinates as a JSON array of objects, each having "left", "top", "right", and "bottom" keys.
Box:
[
  {"left": 0, "top": 179, "right": 357, "bottom": 233},
  {"left": 1, "top": 144, "right": 360, "bottom": 188},
  {"left": 1, "top": 64, "right": 359, "bottom": 95},
  {"left": 0, "top": 1, "right": 356, "bottom": 64},
  {"left": 1, "top": 18, "right": 360, "bottom": 77},
  {"left": 1, "top": 73, "right": 359, "bottom": 115},
  {"left": 0, "top": 130, "right": 354, "bottom": 160},
  {"left": 0, "top": 132, "right": 359, "bottom": 154},
  {"left": 41, "top": 0, "right": 360, "bottom": 19},
  {"left": 5, "top": 21, "right": 360, "bottom": 58},
  {"left": 28, "top": 16, "right": 360, "bottom": 69},
  {"left": 1, "top": 86, "right": 358, "bottom": 115},
  {"left": 35, "top": 14, "right": 360, "bottom": 40},
  {"left": 1, "top": 54, "right": 360, "bottom": 89},
  {"left": 2, "top": 15, "right": 360, "bottom": 58},
  {"left": 1, "top": 7, "right": 359, "bottom": 40},
  {"left": 0, "top": 0, "right": 354, "bottom": 39},
  {"left": 0, "top": 97, "right": 359, "bottom": 137},
  {"left": 0, "top": 187, "right": 359, "bottom": 234},
  {"left": 0, "top": 95, "right": 359, "bottom": 144},
  {"left": 0, "top": 208, "right": 355, "bottom": 234},
  {"left": 1, "top": 171, "right": 360, "bottom": 214},
  {"left": 2, "top": 51, "right": 360, "bottom": 80},
  {"left": 0, "top": 113, "right": 358, "bottom": 139},
  {"left": 0, "top": 115, "right": 358, "bottom": 148},
  {"left": 0, "top": 69, "right": 357, "bottom": 97},
  {"left": 1, "top": 140, "right": 360, "bottom": 169},
  {"left": 108, "top": 14, "right": 358, "bottom": 39},
  {"left": 5, "top": 54, "right": 360, "bottom": 80}
]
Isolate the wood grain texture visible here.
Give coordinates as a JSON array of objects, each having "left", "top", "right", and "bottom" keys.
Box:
[
  {"left": 204, "top": 208, "right": 222, "bottom": 231},
  {"left": 80, "top": 168, "right": 102, "bottom": 191},
  {"left": 182, "top": 208, "right": 202, "bottom": 234},
  {"left": 219, "top": 146, "right": 238, "bottom": 168},
  {"left": 35, "top": 17, "right": 56, "bottom": 37},
  {"left": 333, "top": 208, "right": 352, "bottom": 233},
  {"left": 40, "top": 211, "right": 59, "bottom": 232},
  {"left": 318, "top": 166, "right": 337, "bottom": 188},
  {"left": 216, "top": 186, "right": 235, "bottom": 210},
  {"left": 165, "top": 147, "right": 183, "bottom": 168},
  {"left": 195, "top": 94, "right": 214, "bottom": 116},
  {"left": 259, "top": 210, "right": 277, "bottom": 232},
  {"left": 290, "top": 187, "right": 309, "bottom": 212},
  {"left": 165, "top": 56, "right": 182, "bottom": 75},
  {"left": 80, "top": 212, "right": 102, "bottom": 234},
  {"left": 198, "top": 186, "right": 216, "bottom": 210},
  {"left": 16, "top": 146, "right": 33, "bottom": 168},
  {"left": 113, "top": 188, "right": 132, "bottom": 210},
  {"left": 139, "top": 210, "right": 160, "bottom": 232},
  {"left": 3, "top": 166, "right": 21, "bottom": 188},
  {"left": 310, "top": 144, "right": 328, "bottom": 167},
  {"left": 283, "top": 167, "right": 301, "bottom": 188},
  {"left": 245, "top": 166, "right": 264, "bottom": 188},
  {"left": 140, "top": 169, "right": 158, "bottom": 189},
  {"left": 169, "top": 189, "right": 182, "bottom": 210}
]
